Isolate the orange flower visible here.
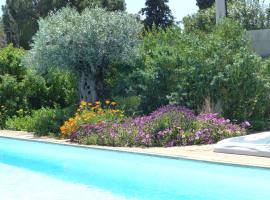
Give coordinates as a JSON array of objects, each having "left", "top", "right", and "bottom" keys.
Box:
[
  {"left": 97, "top": 121, "right": 103, "bottom": 126},
  {"left": 60, "top": 126, "right": 66, "bottom": 133},
  {"left": 95, "top": 101, "right": 101, "bottom": 105},
  {"left": 98, "top": 110, "right": 104, "bottom": 115},
  {"left": 92, "top": 105, "right": 99, "bottom": 109}
]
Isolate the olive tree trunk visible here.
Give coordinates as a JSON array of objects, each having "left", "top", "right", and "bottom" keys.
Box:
[{"left": 79, "top": 71, "right": 97, "bottom": 102}]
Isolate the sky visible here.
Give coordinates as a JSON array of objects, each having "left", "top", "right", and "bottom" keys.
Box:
[
  {"left": 0, "top": 0, "right": 198, "bottom": 21},
  {"left": 1, "top": 0, "right": 270, "bottom": 22},
  {"left": 126, "top": 0, "right": 198, "bottom": 22}
]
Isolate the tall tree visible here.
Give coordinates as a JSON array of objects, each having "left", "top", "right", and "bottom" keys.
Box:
[
  {"left": 196, "top": 0, "right": 215, "bottom": 10},
  {"left": 0, "top": 20, "right": 7, "bottom": 48},
  {"left": 140, "top": 0, "right": 174, "bottom": 29},
  {"left": 27, "top": 7, "right": 142, "bottom": 102},
  {"left": 2, "top": 0, "right": 126, "bottom": 49}
]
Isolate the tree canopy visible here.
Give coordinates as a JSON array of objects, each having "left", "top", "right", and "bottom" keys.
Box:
[
  {"left": 27, "top": 7, "right": 142, "bottom": 102},
  {"left": 140, "top": 0, "right": 174, "bottom": 29},
  {"left": 2, "top": 0, "right": 126, "bottom": 49},
  {"left": 196, "top": 0, "right": 215, "bottom": 10}
]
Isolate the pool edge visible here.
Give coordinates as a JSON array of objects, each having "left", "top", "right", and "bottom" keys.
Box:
[{"left": 1, "top": 135, "right": 270, "bottom": 170}]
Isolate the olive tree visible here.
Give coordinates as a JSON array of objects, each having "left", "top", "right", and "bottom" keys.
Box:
[{"left": 27, "top": 7, "right": 142, "bottom": 102}]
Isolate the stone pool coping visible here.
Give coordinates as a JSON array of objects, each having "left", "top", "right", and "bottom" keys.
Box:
[{"left": 0, "top": 130, "right": 270, "bottom": 169}]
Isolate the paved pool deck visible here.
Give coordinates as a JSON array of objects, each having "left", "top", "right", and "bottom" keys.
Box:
[{"left": 0, "top": 130, "right": 270, "bottom": 169}]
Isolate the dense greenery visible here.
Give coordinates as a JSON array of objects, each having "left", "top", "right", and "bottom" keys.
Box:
[
  {"left": 130, "top": 20, "right": 270, "bottom": 127},
  {"left": 27, "top": 7, "right": 142, "bottom": 103},
  {"left": 184, "top": 0, "right": 270, "bottom": 32},
  {"left": 2, "top": 1, "right": 270, "bottom": 140},
  {"left": 0, "top": 45, "right": 77, "bottom": 128},
  {"left": 0, "top": 22, "right": 6, "bottom": 48},
  {"left": 6, "top": 107, "right": 76, "bottom": 137},
  {"left": 196, "top": 0, "right": 215, "bottom": 10},
  {"left": 2, "top": 0, "right": 125, "bottom": 49},
  {"left": 140, "top": 0, "right": 174, "bottom": 29}
]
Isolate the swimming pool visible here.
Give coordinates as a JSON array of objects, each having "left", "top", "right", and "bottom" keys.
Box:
[{"left": 0, "top": 137, "right": 270, "bottom": 200}]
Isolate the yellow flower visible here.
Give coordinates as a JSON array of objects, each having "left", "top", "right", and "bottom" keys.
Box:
[
  {"left": 111, "top": 102, "right": 117, "bottom": 106},
  {"left": 80, "top": 100, "right": 87, "bottom": 106},
  {"left": 105, "top": 100, "right": 110, "bottom": 105}
]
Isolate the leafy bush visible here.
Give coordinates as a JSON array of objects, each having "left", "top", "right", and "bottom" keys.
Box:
[
  {"left": 132, "top": 27, "right": 183, "bottom": 113},
  {"left": 113, "top": 96, "right": 142, "bottom": 116},
  {"left": 0, "top": 45, "right": 78, "bottom": 128},
  {"left": 183, "top": 0, "right": 270, "bottom": 33},
  {"left": 5, "top": 107, "right": 76, "bottom": 137},
  {"left": 0, "top": 44, "right": 26, "bottom": 77},
  {"left": 0, "top": 45, "right": 46, "bottom": 127},
  {"left": 60, "top": 100, "right": 124, "bottom": 138},
  {"left": 132, "top": 20, "right": 270, "bottom": 126},
  {"left": 71, "top": 105, "right": 248, "bottom": 147},
  {"left": 42, "top": 68, "right": 78, "bottom": 108}
]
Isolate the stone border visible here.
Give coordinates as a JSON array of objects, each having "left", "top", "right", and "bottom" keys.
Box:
[{"left": 0, "top": 130, "right": 270, "bottom": 169}]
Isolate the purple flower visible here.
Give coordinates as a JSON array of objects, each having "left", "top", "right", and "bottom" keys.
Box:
[
  {"left": 195, "top": 131, "right": 202, "bottom": 140},
  {"left": 241, "top": 121, "right": 251, "bottom": 129}
]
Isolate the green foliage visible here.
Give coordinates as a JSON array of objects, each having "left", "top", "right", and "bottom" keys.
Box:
[
  {"left": 5, "top": 107, "right": 76, "bottom": 137},
  {"left": 184, "top": 0, "right": 270, "bottom": 32},
  {"left": 0, "top": 21, "right": 6, "bottom": 48},
  {"left": 0, "top": 45, "right": 78, "bottom": 128},
  {"left": 2, "top": 0, "right": 126, "bottom": 49},
  {"left": 132, "top": 27, "right": 183, "bottom": 113},
  {"left": 0, "top": 45, "right": 26, "bottom": 76},
  {"left": 43, "top": 68, "right": 78, "bottom": 108},
  {"left": 140, "top": 0, "right": 174, "bottom": 29},
  {"left": 183, "top": 5, "right": 216, "bottom": 33},
  {"left": 0, "top": 45, "right": 44, "bottom": 126},
  {"left": 196, "top": 0, "right": 215, "bottom": 10},
  {"left": 27, "top": 7, "right": 142, "bottom": 102},
  {"left": 114, "top": 96, "right": 142, "bottom": 116},
  {"left": 132, "top": 20, "right": 270, "bottom": 124}
]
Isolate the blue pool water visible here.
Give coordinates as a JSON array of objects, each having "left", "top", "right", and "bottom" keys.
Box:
[{"left": 0, "top": 137, "right": 270, "bottom": 200}]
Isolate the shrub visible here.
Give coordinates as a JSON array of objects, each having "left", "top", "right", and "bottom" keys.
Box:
[
  {"left": 0, "top": 44, "right": 26, "bottom": 77},
  {"left": 0, "top": 45, "right": 78, "bottom": 128},
  {"left": 60, "top": 100, "right": 124, "bottom": 138},
  {"left": 6, "top": 107, "right": 76, "bottom": 137},
  {"left": 113, "top": 96, "right": 142, "bottom": 116},
  {"left": 133, "top": 27, "right": 183, "bottom": 113},
  {"left": 71, "top": 105, "right": 248, "bottom": 147},
  {"left": 132, "top": 20, "right": 270, "bottom": 126},
  {"left": 42, "top": 68, "right": 78, "bottom": 108},
  {"left": 183, "top": 0, "right": 270, "bottom": 33},
  {"left": 0, "top": 71, "right": 47, "bottom": 128}
]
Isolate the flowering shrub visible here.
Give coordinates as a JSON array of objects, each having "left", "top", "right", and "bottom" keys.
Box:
[
  {"left": 70, "top": 105, "right": 249, "bottom": 147},
  {"left": 60, "top": 100, "right": 124, "bottom": 138}
]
